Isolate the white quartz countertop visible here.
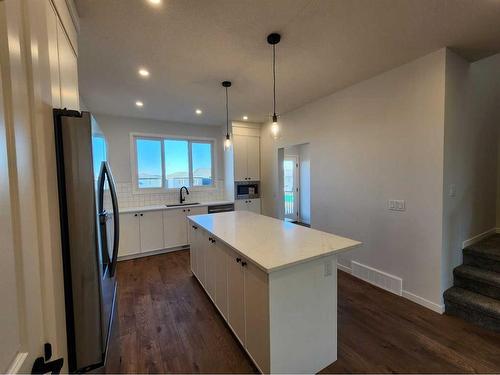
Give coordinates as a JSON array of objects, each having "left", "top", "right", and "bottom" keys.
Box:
[
  {"left": 188, "top": 211, "right": 362, "bottom": 273},
  {"left": 119, "top": 200, "right": 234, "bottom": 214}
]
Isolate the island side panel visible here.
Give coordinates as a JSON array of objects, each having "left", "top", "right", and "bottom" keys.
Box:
[{"left": 269, "top": 255, "right": 338, "bottom": 374}]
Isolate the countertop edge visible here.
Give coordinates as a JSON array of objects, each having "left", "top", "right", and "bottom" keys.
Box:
[{"left": 119, "top": 200, "right": 234, "bottom": 214}]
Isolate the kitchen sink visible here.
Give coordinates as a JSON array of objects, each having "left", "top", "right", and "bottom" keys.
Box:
[{"left": 165, "top": 202, "right": 201, "bottom": 207}]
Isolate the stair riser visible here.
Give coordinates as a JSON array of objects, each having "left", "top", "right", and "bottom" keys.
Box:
[
  {"left": 454, "top": 276, "right": 500, "bottom": 300},
  {"left": 445, "top": 302, "right": 500, "bottom": 332},
  {"left": 463, "top": 254, "right": 500, "bottom": 273}
]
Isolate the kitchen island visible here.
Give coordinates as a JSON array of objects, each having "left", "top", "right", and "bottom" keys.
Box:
[{"left": 187, "top": 211, "right": 361, "bottom": 373}]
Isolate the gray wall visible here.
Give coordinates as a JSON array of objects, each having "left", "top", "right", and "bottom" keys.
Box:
[{"left": 261, "top": 49, "right": 447, "bottom": 308}]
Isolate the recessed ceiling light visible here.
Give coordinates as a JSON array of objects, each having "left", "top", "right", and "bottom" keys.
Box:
[
  {"left": 147, "top": 0, "right": 161, "bottom": 5},
  {"left": 195, "top": 109, "right": 202, "bottom": 115},
  {"left": 138, "top": 68, "right": 150, "bottom": 77},
  {"left": 243, "top": 116, "right": 248, "bottom": 120},
  {"left": 135, "top": 101, "right": 144, "bottom": 107}
]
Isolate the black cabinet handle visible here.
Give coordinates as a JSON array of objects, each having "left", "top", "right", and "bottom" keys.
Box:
[
  {"left": 236, "top": 257, "right": 241, "bottom": 263},
  {"left": 188, "top": 209, "right": 191, "bottom": 212},
  {"left": 140, "top": 213, "right": 143, "bottom": 216},
  {"left": 241, "top": 261, "right": 247, "bottom": 267},
  {"left": 183, "top": 209, "right": 186, "bottom": 212},
  {"left": 192, "top": 225, "right": 198, "bottom": 229},
  {"left": 134, "top": 213, "right": 138, "bottom": 217},
  {"left": 211, "top": 238, "right": 216, "bottom": 243},
  {"left": 208, "top": 237, "right": 212, "bottom": 242}
]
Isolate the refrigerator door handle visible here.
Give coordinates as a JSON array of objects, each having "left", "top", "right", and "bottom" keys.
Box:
[{"left": 97, "top": 161, "right": 120, "bottom": 277}]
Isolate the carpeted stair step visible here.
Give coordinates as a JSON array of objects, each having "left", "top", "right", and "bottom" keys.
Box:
[
  {"left": 463, "top": 234, "right": 500, "bottom": 273},
  {"left": 454, "top": 265, "right": 500, "bottom": 300},
  {"left": 444, "top": 286, "right": 500, "bottom": 331}
]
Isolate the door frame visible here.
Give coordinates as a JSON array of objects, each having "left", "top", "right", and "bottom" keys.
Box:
[{"left": 283, "top": 154, "right": 300, "bottom": 221}]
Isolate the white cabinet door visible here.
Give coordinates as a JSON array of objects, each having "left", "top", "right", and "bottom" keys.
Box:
[
  {"left": 246, "top": 136, "right": 260, "bottom": 180},
  {"left": 188, "top": 224, "right": 198, "bottom": 276},
  {"left": 139, "top": 211, "right": 164, "bottom": 252},
  {"left": 215, "top": 241, "right": 229, "bottom": 318},
  {"left": 233, "top": 134, "right": 247, "bottom": 181},
  {"left": 186, "top": 205, "right": 208, "bottom": 216},
  {"left": 234, "top": 200, "right": 248, "bottom": 211},
  {"left": 247, "top": 199, "right": 261, "bottom": 214},
  {"left": 205, "top": 237, "right": 217, "bottom": 300},
  {"left": 244, "top": 262, "right": 270, "bottom": 372},
  {"left": 196, "top": 229, "right": 207, "bottom": 286},
  {"left": 56, "top": 19, "right": 79, "bottom": 109},
  {"left": 164, "top": 208, "right": 188, "bottom": 248},
  {"left": 119, "top": 213, "right": 141, "bottom": 256},
  {"left": 227, "top": 249, "right": 246, "bottom": 344}
]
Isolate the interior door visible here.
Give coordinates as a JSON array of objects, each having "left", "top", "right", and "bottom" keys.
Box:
[{"left": 283, "top": 156, "right": 299, "bottom": 221}]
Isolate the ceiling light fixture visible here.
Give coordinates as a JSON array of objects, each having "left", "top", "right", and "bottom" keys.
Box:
[
  {"left": 267, "top": 32, "right": 281, "bottom": 139},
  {"left": 243, "top": 116, "right": 248, "bottom": 120},
  {"left": 138, "top": 68, "right": 150, "bottom": 77},
  {"left": 195, "top": 109, "right": 202, "bottom": 115},
  {"left": 222, "top": 81, "right": 232, "bottom": 150},
  {"left": 135, "top": 100, "right": 144, "bottom": 107},
  {"left": 147, "top": 0, "right": 161, "bottom": 5}
]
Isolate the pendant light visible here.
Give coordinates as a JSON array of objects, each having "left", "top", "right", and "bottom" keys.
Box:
[
  {"left": 267, "top": 33, "right": 281, "bottom": 139},
  {"left": 222, "top": 81, "right": 232, "bottom": 150}
]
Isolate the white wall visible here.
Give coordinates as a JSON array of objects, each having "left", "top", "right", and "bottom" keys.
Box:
[
  {"left": 442, "top": 50, "right": 500, "bottom": 291},
  {"left": 261, "top": 49, "right": 447, "bottom": 308}
]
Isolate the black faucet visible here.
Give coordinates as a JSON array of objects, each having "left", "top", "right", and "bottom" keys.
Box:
[{"left": 180, "top": 186, "right": 189, "bottom": 204}]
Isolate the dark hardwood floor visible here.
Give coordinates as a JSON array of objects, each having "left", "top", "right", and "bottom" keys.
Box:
[{"left": 110, "top": 250, "right": 500, "bottom": 373}]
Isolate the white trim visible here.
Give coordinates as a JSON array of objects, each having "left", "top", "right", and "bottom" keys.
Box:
[
  {"left": 337, "top": 262, "right": 352, "bottom": 274},
  {"left": 462, "top": 227, "right": 496, "bottom": 249},
  {"left": 6, "top": 352, "right": 28, "bottom": 374},
  {"left": 402, "top": 290, "right": 445, "bottom": 314},
  {"left": 339, "top": 262, "right": 444, "bottom": 314},
  {"left": 117, "top": 245, "right": 189, "bottom": 261}
]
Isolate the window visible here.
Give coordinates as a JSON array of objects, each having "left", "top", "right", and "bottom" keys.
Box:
[
  {"left": 133, "top": 135, "right": 214, "bottom": 190},
  {"left": 92, "top": 135, "right": 107, "bottom": 179}
]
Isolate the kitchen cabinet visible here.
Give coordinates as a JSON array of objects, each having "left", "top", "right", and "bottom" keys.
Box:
[
  {"left": 233, "top": 134, "right": 260, "bottom": 181},
  {"left": 118, "top": 205, "right": 208, "bottom": 259},
  {"left": 205, "top": 236, "right": 217, "bottom": 299},
  {"left": 118, "top": 213, "right": 141, "bottom": 256},
  {"left": 139, "top": 211, "right": 164, "bottom": 253},
  {"left": 214, "top": 242, "right": 229, "bottom": 318},
  {"left": 235, "top": 198, "right": 261, "bottom": 214}
]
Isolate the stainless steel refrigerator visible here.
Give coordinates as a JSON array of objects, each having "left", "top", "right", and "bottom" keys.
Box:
[{"left": 54, "top": 109, "right": 120, "bottom": 373}]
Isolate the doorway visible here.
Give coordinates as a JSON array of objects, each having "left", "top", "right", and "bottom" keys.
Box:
[{"left": 280, "top": 144, "right": 311, "bottom": 227}]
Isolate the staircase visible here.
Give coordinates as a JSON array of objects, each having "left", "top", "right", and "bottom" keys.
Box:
[{"left": 444, "top": 234, "right": 500, "bottom": 331}]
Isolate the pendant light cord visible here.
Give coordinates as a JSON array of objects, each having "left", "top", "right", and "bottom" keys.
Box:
[
  {"left": 225, "top": 86, "right": 229, "bottom": 136},
  {"left": 273, "top": 44, "right": 277, "bottom": 116}
]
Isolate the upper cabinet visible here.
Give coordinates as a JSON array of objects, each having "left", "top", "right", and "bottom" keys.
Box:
[
  {"left": 232, "top": 124, "right": 261, "bottom": 181},
  {"left": 46, "top": 0, "right": 79, "bottom": 109}
]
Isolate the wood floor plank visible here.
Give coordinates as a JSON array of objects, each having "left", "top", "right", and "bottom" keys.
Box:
[{"left": 108, "top": 250, "right": 500, "bottom": 374}]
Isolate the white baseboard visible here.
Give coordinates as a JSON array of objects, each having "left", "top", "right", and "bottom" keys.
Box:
[
  {"left": 351, "top": 261, "right": 403, "bottom": 296},
  {"left": 118, "top": 245, "right": 189, "bottom": 261},
  {"left": 337, "top": 263, "right": 352, "bottom": 274},
  {"left": 338, "top": 261, "right": 444, "bottom": 314},
  {"left": 402, "top": 290, "right": 445, "bottom": 314},
  {"left": 462, "top": 228, "right": 496, "bottom": 249}
]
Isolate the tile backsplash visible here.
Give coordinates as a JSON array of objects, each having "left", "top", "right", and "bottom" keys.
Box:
[{"left": 115, "top": 181, "right": 225, "bottom": 209}]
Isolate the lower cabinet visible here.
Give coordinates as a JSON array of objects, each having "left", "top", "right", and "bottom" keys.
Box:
[
  {"left": 118, "top": 205, "right": 208, "bottom": 258},
  {"left": 234, "top": 198, "right": 261, "bottom": 214},
  {"left": 118, "top": 213, "right": 141, "bottom": 256},
  {"left": 188, "top": 223, "right": 270, "bottom": 372}
]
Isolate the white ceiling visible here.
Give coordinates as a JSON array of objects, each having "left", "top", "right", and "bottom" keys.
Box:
[{"left": 76, "top": 0, "right": 500, "bottom": 126}]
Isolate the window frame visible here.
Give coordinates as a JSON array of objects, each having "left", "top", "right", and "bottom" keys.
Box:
[{"left": 130, "top": 132, "right": 217, "bottom": 194}]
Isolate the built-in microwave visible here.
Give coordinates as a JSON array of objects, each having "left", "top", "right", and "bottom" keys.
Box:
[{"left": 235, "top": 181, "right": 260, "bottom": 200}]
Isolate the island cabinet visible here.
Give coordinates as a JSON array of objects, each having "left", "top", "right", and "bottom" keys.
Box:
[
  {"left": 188, "top": 224, "right": 270, "bottom": 372},
  {"left": 187, "top": 211, "right": 361, "bottom": 374}
]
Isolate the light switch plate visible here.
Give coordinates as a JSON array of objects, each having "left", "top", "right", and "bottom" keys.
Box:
[{"left": 388, "top": 199, "right": 406, "bottom": 211}]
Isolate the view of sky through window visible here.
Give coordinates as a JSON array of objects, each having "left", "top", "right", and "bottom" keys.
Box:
[
  {"left": 137, "top": 139, "right": 162, "bottom": 188},
  {"left": 135, "top": 137, "right": 213, "bottom": 189}
]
